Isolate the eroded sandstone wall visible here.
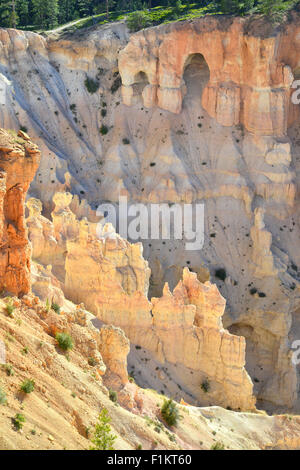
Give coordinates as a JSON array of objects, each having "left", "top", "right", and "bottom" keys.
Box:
[
  {"left": 26, "top": 194, "right": 255, "bottom": 411},
  {"left": 0, "top": 17, "right": 299, "bottom": 410}
]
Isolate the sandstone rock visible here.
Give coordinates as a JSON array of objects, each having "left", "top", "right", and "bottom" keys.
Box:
[
  {"left": 0, "top": 129, "right": 40, "bottom": 296},
  {"left": 98, "top": 325, "right": 130, "bottom": 388},
  {"left": 151, "top": 270, "right": 255, "bottom": 411}
]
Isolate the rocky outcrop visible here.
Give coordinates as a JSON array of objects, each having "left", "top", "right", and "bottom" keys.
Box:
[
  {"left": 151, "top": 271, "right": 255, "bottom": 410},
  {"left": 119, "top": 16, "right": 296, "bottom": 136},
  {"left": 0, "top": 129, "right": 40, "bottom": 296},
  {"left": 27, "top": 194, "right": 255, "bottom": 410},
  {"left": 98, "top": 325, "right": 130, "bottom": 389}
]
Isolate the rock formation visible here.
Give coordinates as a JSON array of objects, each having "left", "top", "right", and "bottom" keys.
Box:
[
  {"left": 0, "top": 129, "right": 40, "bottom": 296},
  {"left": 0, "top": 16, "right": 299, "bottom": 410},
  {"left": 27, "top": 193, "right": 255, "bottom": 411}
]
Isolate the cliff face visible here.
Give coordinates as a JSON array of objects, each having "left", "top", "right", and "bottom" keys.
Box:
[
  {"left": 0, "top": 16, "right": 299, "bottom": 411},
  {"left": 0, "top": 129, "right": 40, "bottom": 296},
  {"left": 119, "top": 16, "right": 296, "bottom": 134}
]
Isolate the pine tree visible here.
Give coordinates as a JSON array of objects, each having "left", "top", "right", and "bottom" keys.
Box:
[
  {"left": 0, "top": 0, "right": 13, "bottom": 27},
  {"left": 77, "top": 0, "right": 90, "bottom": 17},
  {"left": 16, "top": 0, "right": 28, "bottom": 26},
  {"left": 90, "top": 409, "right": 117, "bottom": 451},
  {"left": 58, "top": 0, "right": 77, "bottom": 23},
  {"left": 32, "top": 0, "right": 58, "bottom": 28},
  {"left": 217, "top": 0, "right": 254, "bottom": 15}
]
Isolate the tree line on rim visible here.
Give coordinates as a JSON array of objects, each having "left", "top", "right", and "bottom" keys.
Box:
[{"left": 0, "top": 0, "right": 298, "bottom": 31}]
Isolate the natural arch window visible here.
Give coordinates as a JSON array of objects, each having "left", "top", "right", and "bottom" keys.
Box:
[
  {"left": 132, "top": 71, "right": 149, "bottom": 100},
  {"left": 182, "top": 53, "right": 210, "bottom": 104}
]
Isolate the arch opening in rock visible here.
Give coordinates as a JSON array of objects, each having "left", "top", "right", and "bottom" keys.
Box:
[
  {"left": 132, "top": 71, "right": 149, "bottom": 101},
  {"left": 182, "top": 53, "right": 210, "bottom": 104}
]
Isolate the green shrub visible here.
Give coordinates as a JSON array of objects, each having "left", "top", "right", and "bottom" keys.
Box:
[
  {"left": 5, "top": 301, "right": 15, "bottom": 317},
  {"left": 172, "top": 0, "right": 182, "bottom": 17},
  {"left": 13, "top": 413, "right": 25, "bottom": 430},
  {"left": 101, "top": 108, "right": 107, "bottom": 117},
  {"left": 210, "top": 441, "right": 225, "bottom": 450},
  {"left": 20, "top": 379, "right": 35, "bottom": 394},
  {"left": 126, "top": 10, "right": 152, "bottom": 33},
  {"left": 110, "top": 75, "right": 122, "bottom": 94},
  {"left": 100, "top": 125, "right": 108, "bottom": 135},
  {"left": 55, "top": 332, "right": 74, "bottom": 351},
  {"left": 0, "top": 387, "right": 7, "bottom": 404},
  {"left": 3, "top": 364, "right": 14, "bottom": 376},
  {"left": 109, "top": 389, "right": 118, "bottom": 403},
  {"left": 201, "top": 380, "right": 210, "bottom": 393},
  {"left": 51, "top": 302, "right": 61, "bottom": 314},
  {"left": 161, "top": 399, "right": 179, "bottom": 427},
  {"left": 84, "top": 76, "right": 100, "bottom": 94},
  {"left": 90, "top": 408, "right": 117, "bottom": 450},
  {"left": 20, "top": 126, "right": 28, "bottom": 133},
  {"left": 122, "top": 138, "right": 130, "bottom": 145},
  {"left": 256, "top": 0, "right": 297, "bottom": 22},
  {"left": 88, "top": 357, "right": 97, "bottom": 367}
]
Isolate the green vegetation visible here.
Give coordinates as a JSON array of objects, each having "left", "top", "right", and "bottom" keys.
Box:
[
  {"left": 122, "top": 138, "right": 130, "bottom": 145},
  {"left": 2, "top": 364, "right": 14, "bottom": 376},
  {"left": 0, "top": 1, "right": 297, "bottom": 33},
  {"left": 90, "top": 408, "right": 117, "bottom": 450},
  {"left": 201, "top": 379, "right": 210, "bottom": 393},
  {"left": 161, "top": 399, "right": 179, "bottom": 426},
  {"left": 0, "top": 387, "right": 7, "bottom": 404},
  {"left": 20, "top": 379, "right": 35, "bottom": 394},
  {"left": 88, "top": 356, "right": 98, "bottom": 366},
  {"left": 55, "top": 332, "right": 74, "bottom": 351},
  {"left": 13, "top": 413, "right": 26, "bottom": 430},
  {"left": 110, "top": 75, "right": 121, "bottom": 94},
  {"left": 100, "top": 124, "right": 108, "bottom": 135},
  {"left": 5, "top": 299, "right": 15, "bottom": 317},
  {"left": 210, "top": 441, "right": 225, "bottom": 450},
  {"left": 127, "top": 10, "right": 152, "bottom": 32},
  {"left": 51, "top": 302, "right": 61, "bottom": 314},
  {"left": 84, "top": 76, "right": 100, "bottom": 94},
  {"left": 109, "top": 389, "right": 118, "bottom": 403}
]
